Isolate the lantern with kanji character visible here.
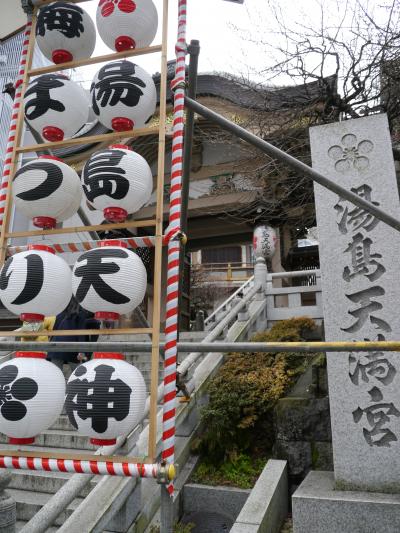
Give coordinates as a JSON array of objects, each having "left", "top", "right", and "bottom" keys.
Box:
[
  {"left": 13, "top": 155, "right": 82, "bottom": 229},
  {"left": 36, "top": 2, "right": 96, "bottom": 64},
  {"left": 0, "top": 352, "right": 65, "bottom": 444},
  {"left": 96, "top": 0, "right": 158, "bottom": 52},
  {"left": 65, "top": 352, "right": 146, "bottom": 445},
  {"left": 24, "top": 74, "right": 90, "bottom": 142},
  {"left": 90, "top": 60, "right": 156, "bottom": 132},
  {"left": 71, "top": 240, "right": 147, "bottom": 322},
  {"left": 253, "top": 225, "right": 277, "bottom": 260},
  {"left": 0, "top": 245, "right": 72, "bottom": 323},
  {"left": 81, "top": 145, "right": 152, "bottom": 223}
]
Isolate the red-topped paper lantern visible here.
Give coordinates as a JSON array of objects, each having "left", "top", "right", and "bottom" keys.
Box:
[
  {"left": 65, "top": 352, "right": 147, "bottom": 446},
  {"left": 253, "top": 225, "right": 277, "bottom": 260},
  {"left": 24, "top": 74, "right": 90, "bottom": 142},
  {"left": 13, "top": 155, "right": 82, "bottom": 229},
  {"left": 0, "top": 352, "right": 65, "bottom": 444},
  {"left": 96, "top": 0, "right": 158, "bottom": 52},
  {"left": 71, "top": 240, "right": 147, "bottom": 322},
  {"left": 90, "top": 60, "right": 156, "bottom": 132},
  {"left": 0, "top": 245, "right": 72, "bottom": 323},
  {"left": 36, "top": 2, "right": 96, "bottom": 64},
  {"left": 81, "top": 144, "right": 152, "bottom": 223}
]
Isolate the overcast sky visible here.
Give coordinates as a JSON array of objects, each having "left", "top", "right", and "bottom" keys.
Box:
[{"left": 75, "top": 0, "right": 259, "bottom": 85}]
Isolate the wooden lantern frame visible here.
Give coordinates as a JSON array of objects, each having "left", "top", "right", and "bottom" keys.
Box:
[{"left": 0, "top": 0, "right": 172, "bottom": 467}]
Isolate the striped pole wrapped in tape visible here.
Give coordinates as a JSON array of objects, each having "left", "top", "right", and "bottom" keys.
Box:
[
  {"left": 0, "top": 455, "right": 174, "bottom": 479},
  {"left": 162, "top": 0, "right": 187, "bottom": 496},
  {"left": 8, "top": 235, "right": 158, "bottom": 256},
  {"left": 0, "top": 19, "right": 33, "bottom": 225}
]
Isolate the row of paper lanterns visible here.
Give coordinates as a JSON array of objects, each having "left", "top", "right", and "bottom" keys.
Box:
[
  {"left": 36, "top": 0, "right": 158, "bottom": 64},
  {"left": 26, "top": 0, "right": 159, "bottom": 142},
  {"left": 0, "top": 240, "right": 147, "bottom": 446},
  {"left": 0, "top": 351, "right": 147, "bottom": 447},
  {"left": 24, "top": 59, "right": 157, "bottom": 142},
  {"left": 0, "top": 2, "right": 160, "bottom": 447},
  {"left": 0, "top": 241, "right": 146, "bottom": 322},
  {"left": 14, "top": 146, "right": 152, "bottom": 226}
]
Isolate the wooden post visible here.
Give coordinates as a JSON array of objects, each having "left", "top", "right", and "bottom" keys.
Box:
[{"left": 148, "top": 0, "right": 169, "bottom": 462}]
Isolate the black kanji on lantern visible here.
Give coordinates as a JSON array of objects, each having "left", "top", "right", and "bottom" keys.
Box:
[
  {"left": 37, "top": 3, "right": 85, "bottom": 39},
  {"left": 74, "top": 248, "right": 130, "bottom": 305},
  {"left": 82, "top": 149, "right": 129, "bottom": 203},
  {"left": 0, "top": 365, "right": 38, "bottom": 421},
  {"left": 65, "top": 364, "right": 132, "bottom": 433},
  {"left": 0, "top": 254, "right": 44, "bottom": 305},
  {"left": 14, "top": 161, "right": 63, "bottom": 201},
  {"left": 91, "top": 61, "right": 146, "bottom": 115},
  {"left": 25, "top": 74, "right": 66, "bottom": 121}
]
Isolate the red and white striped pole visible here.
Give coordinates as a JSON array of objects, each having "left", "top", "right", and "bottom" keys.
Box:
[
  {"left": 8, "top": 235, "right": 159, "bottom": 256},
  {"left": 0, "top": 19, "right": 33, "bottom": 226},
  {"left": 0, "top": 455, "right": 174, "bottom": 480},
  {"left": 162, "top": 0, "right": 187, "bottom": 495}
]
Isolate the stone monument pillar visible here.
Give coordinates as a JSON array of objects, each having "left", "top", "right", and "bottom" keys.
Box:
[{"left": 293, "top": 114, "right": 400, "bottom": 532}]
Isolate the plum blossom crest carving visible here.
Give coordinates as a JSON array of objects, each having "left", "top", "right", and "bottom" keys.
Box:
[{"left": 328, "top": 134, "right": 374, "bottom": 173}]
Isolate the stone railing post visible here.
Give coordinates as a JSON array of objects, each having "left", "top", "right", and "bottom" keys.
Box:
[
  {"left": 237, "top": 302, "right": 249, "bottom": 322},
  {"left": 254, "top": 257, "right": 267, "bottom": 292},
  {"left": 194, "top": 310, "right": 205, "bottom": 331},
  {"left": 0, "top": 471, "right": 16, "bottom": 532}
]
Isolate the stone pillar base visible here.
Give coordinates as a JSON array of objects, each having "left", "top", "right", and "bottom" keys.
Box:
[
  {"left": 254, "top": 257, "right": 267, "bottom": 290},
  {"left": 293, "top": 471, "right": 400, "bottom": 533}
]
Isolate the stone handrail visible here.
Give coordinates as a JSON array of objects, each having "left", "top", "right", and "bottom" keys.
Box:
[
  {"left": 204, "top": 275, "right": 255, "bottom": 329},
  {"left": 266, "top": 269, "right": 323, "bottom": 326}
]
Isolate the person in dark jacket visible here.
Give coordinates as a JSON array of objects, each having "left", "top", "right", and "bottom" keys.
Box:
[{"left": 47, "top": 297, "right": 100, "bottom": 375}]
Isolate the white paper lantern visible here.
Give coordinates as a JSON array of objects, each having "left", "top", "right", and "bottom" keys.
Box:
[
  {"left": 253, "top": 225, "right": 277, "bottom": 260},
  {"left": 90, "top": 60, "right": 156, "bottom": 131},
  {"left": 96, "top": 0, "right": 158, "bottom": 52},
  {"left": 0, "top": 352, "right": 65, "bottom": 444},
  {"left": 0, "top": 245, "right": 72, "bottom": 323},
  {"left": 72, "top": 240, "right": 147, "bottom": 321},
  {"left": 13, "top": 155, "right": 82, "bottom": 229},
  {"left": 24, "top": 74, "right": 90, "bottom": 141},
  {"left": 81, "top": 145, "right": 152, "bottom": 222},
  {"left": 36, "top": 2, "right": 96, "bottom": 64},
  {"left": 65, "top": 352, "right": 146, "bottom": 445}
]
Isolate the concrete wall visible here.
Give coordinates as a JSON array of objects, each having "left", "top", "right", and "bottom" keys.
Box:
[{"left": 230, "top": 460, "right": 288, "bottom": 533}]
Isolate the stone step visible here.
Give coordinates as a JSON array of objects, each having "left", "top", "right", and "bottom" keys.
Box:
[
  {"left": 8, "top": 488, "right": 83, "bottom": 526},
  {"left": 9, "top": 469, "right": 98, "bottom": 497},
  {"left": 0, "top": 444, "right": 90, "bottom": 456},
  {"left": 0, "top": 430, "right": 96, "bottom": 451},
  {"left": 16, "top": 520, "right": 59, "bottom": 532},
  {"left": 16, "top": 521, "right": 114, "bottom": 532}
]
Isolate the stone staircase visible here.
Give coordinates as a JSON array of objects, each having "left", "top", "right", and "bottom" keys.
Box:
[
  {"left": 0, "top": 414, "right": 98, "bottom": 531},
  {"left": 122, "top": 331, "right": 207, "bottom": 389},
  {"left": 0, "top": 330, "right": 207, "bottom": 531}
]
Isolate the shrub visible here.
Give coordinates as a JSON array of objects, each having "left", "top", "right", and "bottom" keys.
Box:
[
  {"left": 196, "top": 317, "right": 318, "bottom": 462},
  {"left": 191, "top": 453, "right": 267, "bottom": 489}
]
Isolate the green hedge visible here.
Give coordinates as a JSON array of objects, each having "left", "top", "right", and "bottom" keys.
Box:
[{"left": 195, "top": 317, "right": 318, "bottom": 462}]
